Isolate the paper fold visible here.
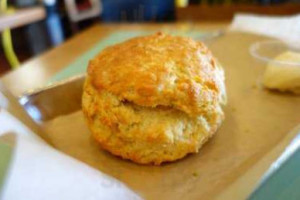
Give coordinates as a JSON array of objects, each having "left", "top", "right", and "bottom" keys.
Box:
[
  {"left": 230, "top": 14, "right": 300, "bottom": 46},
  {"left": 0, "top": 109, "right": 141, "bottom": 200}
]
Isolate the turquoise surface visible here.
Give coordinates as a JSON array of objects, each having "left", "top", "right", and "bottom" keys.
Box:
[
  {"left": 0, "top": 141, "right": 13, "bottom": 194},
  {"left": 248, "top": 134, "right": 300, "bottom": 200}
]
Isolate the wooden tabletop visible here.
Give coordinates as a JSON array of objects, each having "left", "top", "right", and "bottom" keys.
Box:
[{"left": 0, "top": 23, "right": 228, "bottom": 97}]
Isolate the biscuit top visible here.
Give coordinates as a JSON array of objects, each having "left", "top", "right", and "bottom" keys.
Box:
[{"left": 88, "top": 32, "right": 226, "bottom": 116}]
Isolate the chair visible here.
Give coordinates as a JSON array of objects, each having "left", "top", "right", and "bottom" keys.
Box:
[
  {"left": 0, "top": 0, "right": 46, "bottom": 69},
  {"left": 101, "top": 0, "right": 175, "bottom": 22},
  {"left": 64, "top": 0, "right": 102, "bottom": 22}
]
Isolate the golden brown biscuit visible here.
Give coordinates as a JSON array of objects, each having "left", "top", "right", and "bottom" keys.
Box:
[{"left": 82, "top": 32, "right": 226, "bottom": 165}]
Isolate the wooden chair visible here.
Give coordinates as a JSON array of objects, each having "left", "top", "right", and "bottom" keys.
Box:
[{"left": 0, "top": 0, "right": 45, "bottom": 69}]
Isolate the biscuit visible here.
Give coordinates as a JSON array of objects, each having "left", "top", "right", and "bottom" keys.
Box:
[{"left": 82, "top": 32, "right": 226, "bottom": 165}]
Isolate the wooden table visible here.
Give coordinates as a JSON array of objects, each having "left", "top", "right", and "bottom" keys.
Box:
[
  {"left": 0, "top": 23, "right": 228, "bottom": 97},
  {"left": 1, "top": 23, "right": 300, "bottom": 200}
]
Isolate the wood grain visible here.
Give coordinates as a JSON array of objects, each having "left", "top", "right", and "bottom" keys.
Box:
[{"left": 177, "top": 4, "right": 300, "bottom": 21}]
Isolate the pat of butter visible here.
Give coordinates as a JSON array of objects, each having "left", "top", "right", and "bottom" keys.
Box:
[{"left": 263, "top": 51, "right": 300, "bottom": 94}]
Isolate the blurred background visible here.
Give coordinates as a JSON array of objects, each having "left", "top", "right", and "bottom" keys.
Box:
[{"left": 0, "top": 0, "right": 299, "bottom": 76}]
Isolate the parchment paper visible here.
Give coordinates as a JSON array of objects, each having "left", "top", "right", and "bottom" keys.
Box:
[{"left": 41, "top": 32, "right": 300, "bottom": 200}]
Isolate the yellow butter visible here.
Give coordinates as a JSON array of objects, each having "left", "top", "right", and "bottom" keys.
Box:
[{"left": 263, "top": 51, "right": 300, "bottom": 94}]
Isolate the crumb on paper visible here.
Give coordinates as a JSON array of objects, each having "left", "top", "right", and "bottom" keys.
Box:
[{"left": 192, "top": 172, "right": 198, "bottom": 177}]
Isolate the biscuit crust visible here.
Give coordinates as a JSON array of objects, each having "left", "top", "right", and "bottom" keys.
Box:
[{"left": 88, "top": 32, "right": 226, "bottom": 116}]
